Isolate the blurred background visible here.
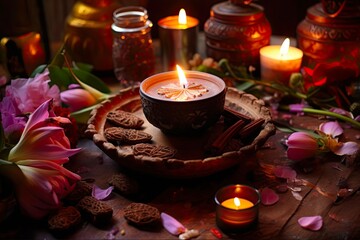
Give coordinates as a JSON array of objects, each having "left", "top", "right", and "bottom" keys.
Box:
[{"left": 0, "top": 0, "right": 319, "bottom": 78}]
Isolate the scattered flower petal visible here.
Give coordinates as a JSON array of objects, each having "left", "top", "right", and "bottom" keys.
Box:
[
  {"left": 92, "top": 185, "right": 114, "bottom": 200},
  {"left": 298, "top": 216, "right": 323, "bottom": 231},
  {"left": 319, "top": 121, "right": 343, "bottom": 137},
  {"left": 291, "top": 191, "right": 303, "bottom": 201},
  {"left": 332, "top": 141, "right": 359, "bottom": 156},
  {"left": 261, "top": 187, "right": 279, "bottom": 206},
  {"left": 161, "top": 212, "right": 186, "bottom": 236},
  {"left": 274, "top": 166, "right": 297, "bottom": 180}
]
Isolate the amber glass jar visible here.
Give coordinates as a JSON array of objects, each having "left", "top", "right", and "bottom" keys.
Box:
[
  {"left": 297, "top": 0, "right": 360, "bottom": 67},
  {"left": 111, "top": 6, "right": 155, "bottom": 88},
  {"left": 204, "top": 0, "right": 271, "bottom": 71}
]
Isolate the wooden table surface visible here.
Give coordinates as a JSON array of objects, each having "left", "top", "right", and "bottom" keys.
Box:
[{"left": 1, "top": 110, "right": 360, "bottom": 240}]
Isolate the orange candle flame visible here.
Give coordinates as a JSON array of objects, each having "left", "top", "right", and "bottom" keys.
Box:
[
  {"left": 176, "top": 65, "right": 188, "bottom": 88},
  {"left": 178, "top": 8, "right": 187, "bottom": 25},
  {"left": 279, "top": 38, "right": 290, "bottom": 57}
]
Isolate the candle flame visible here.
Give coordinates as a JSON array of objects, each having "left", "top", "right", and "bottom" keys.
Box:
[
  {"left": 176, "top": 65, "right": 188, "bottom": 88},
  {"left": 280, "top": 38, "right": 290, "bottom": 57},
  {"left": 234, "top": 197, "right": 241, "bottom": 208},
  {"left": 178, "top": 8, "right": 187, "bottom": 25}
]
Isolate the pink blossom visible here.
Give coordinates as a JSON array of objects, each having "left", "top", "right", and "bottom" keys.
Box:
[
  {"left": 60, "top": 88, "right": 97, "bottom": 112},
  {"left": 92, "top": 185, "right": 114, "bottom": 200},
  {"left": 286, "top": 132, "right": 318, "bottom": 161},
  {"left": 5, "top": 69, "right": 60, "bottom": 113},
  {"left": 3, "top": 99, "right": 81, "bottom": 219}
]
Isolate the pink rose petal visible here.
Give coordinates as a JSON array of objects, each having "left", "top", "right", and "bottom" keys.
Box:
[
  {"left": 261, "top": 187, "right": 279, "bottom": 206},
  {"left": 298, "top": 216, "right": 323, "bottom": 231},
  {"left": 92, "top": 185, "right": 114, "bottom": 200},
  {"left": 274, "top": 166, "right": 297, "bottom": 180},
  {"left": 161, "top": 212, "right": 186, "bottom": 235}
]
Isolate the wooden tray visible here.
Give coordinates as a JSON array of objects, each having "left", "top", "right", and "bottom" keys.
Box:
[{"left": 85, "top": 87, "right": 275, "bottom": 179}]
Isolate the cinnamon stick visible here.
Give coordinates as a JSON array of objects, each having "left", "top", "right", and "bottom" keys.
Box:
[
  {"left": 210, "top": 119, "right": 247, "bottom": 154},
  {"left": 238, "top": 118, "right": 265, "bottom": 140},
  {"left": 223, "top": 106, "right": 252, "bottom": 122}
]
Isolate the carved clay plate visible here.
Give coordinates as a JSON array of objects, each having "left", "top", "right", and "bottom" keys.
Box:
[{"left": 86, "top": 87, "right": 275, "bottom": 179}]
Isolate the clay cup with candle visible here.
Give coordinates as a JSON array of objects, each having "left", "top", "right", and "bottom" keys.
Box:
[
  {"left": 158, "top": 9, "right": 199, "bottom": 71},
  {"left": 215, "top": 184, "right": 260, "bottom": 233},
  {"left": 140, "top": 65, "right": 226, "bottom": 134},
  {"left": 260, "top": 38, "right": 303, "bottom": 85}
]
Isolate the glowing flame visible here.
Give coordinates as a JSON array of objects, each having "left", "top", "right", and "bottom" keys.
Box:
[
  {"left": 234, "top": 197, "right": 241, "bottom": 208},
  {"left": 176, "top": 65, "right": 188, "bottom": 88},
  {"left": 280, "top": 38, "right": 290, "bottom": 57},
  {"left": 178, "top": 8, "right": 187, "bottom": 25}
]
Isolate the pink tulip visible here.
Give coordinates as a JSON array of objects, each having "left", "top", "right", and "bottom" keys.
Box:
[
  {"left": 60, "top": 88, "right": 97, "bottom": 112},
  {"left": 4, "top": 99, "right": 81, "bottom": 219},
  {"left": 286, "top": 132, "right": 318, "bottom": 161}
]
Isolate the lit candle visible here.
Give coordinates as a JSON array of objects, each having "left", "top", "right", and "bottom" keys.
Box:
[
  {"left": 260, "top": 38, "right": 303, "bottom": 85},
  {"left": 221, "top": 197, "right": 254, "bottom": 210},
  {"left": 215, "top": 184, "right": 260, "bottom": 233},
  {"left": 158, "top": 9, "right": 199, "bottom": 71},
  {"left": 139, "top": 68, "right": 226, "bottom": 134},
  {"left": 157, "top": 65, "right": 209, "bottom": 101}
]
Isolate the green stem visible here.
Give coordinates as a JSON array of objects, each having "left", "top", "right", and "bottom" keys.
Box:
[{"left": 279, "top": 105, "right": 360, "bottom": 129}]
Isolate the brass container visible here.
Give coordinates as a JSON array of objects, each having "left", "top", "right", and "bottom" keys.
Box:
[
  {"left": 297, "top": 0, "right": 360, "bottom": 67},
  {"left": 64, "top": 0, "right": 123, "bottom": 71},
  {"left": 204, "top": 0, "right": 271, "bottom": 70}
]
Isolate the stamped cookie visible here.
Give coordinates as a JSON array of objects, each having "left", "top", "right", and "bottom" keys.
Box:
[
  {"left": 107, "top": 110, "right": 144, "bottom": 129},
  {"left": 76, "top": 196, "right": 113, "bottom": 226},
  {"left": 64, "top": 181, "right": 92, "bottom": 205},
  {"left": 132, "top": 143, "right": 176, "bottom": 159},
  {"left": 104, "top": 127, "right": 152, "bottom": 144},
  {"left": 48, "top": 206, "right": 82, "bottom": 234},
  {"left": 108, "top": 173, "right": 139, "bottom": 196},
  {"left": 123, "top": 203, "right": 161, "bottom": 226}
]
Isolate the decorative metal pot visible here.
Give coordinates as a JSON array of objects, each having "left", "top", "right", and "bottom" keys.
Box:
[
  {"left": 297, "top": 0, "right": 360, "bottom": 67},
  {"left": 204, "top": 0, "right": 271, "bottom": 70}
]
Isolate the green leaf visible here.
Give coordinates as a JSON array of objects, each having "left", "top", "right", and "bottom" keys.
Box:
[
  {"left": 196, "top": 65, "right": 225, "bottom": 78},
  {"left": 72, "top": 62, "right": 93, "bottom": 72},
  {"left": 30, "top": 64, "right": 47, "bottom": 77},
  {"left": 48, "top": 65, "right": 73, "bottom": 90},
  {"left": 236, "top": 81, "right": 255, "bottom": 91},
  {"left": 70, "top": 104, "right": 98, "bottom": 124},
  {"left": 63, "top": 68, "right": 111, "bottom": 94}
]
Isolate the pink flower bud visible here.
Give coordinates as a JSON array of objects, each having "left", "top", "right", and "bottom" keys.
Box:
[{"left": 286, "top": 132, "right": 318, "bottom": 161}]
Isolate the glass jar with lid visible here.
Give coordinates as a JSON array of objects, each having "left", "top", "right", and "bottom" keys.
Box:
[{"left": 111, "top": 6, "right": 155, "bottom": 88}]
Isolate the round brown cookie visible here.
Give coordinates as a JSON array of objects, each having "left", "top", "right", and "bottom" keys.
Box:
[
  {"left": 64, "top": 181, "right": 92, "bottom": 205},
  {"left": 107, "top": 173, "right": 139, "bottom": 196},
  {"left": 48, "top": 206, "right": 82, "bottom": 233},
  {"left": 104, "top": 127, "right": 152, "bottom": 144},
  {"left": 76, "top": 196, "right": 113, "bottom": 226},
  {"left": 132, "top": 143, "right": 176, "bottom": 159},
  {"left": 123, "top": 203, "right": 161, "bottom": 226},
  {"left": 107, "top": 110, "right": 144, "bottom": 129}
]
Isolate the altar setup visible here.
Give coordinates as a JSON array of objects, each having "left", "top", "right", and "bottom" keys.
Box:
[{"left": 0, "top": 0, "right": 360, "bottom": 239}]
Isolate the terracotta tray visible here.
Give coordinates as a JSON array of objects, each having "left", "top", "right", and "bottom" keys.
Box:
[{"left": 85, "top": 87, "right": 275, "bottom": 179}]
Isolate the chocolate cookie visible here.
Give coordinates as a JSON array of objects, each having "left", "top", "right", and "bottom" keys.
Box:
[
  {"left": 104, "top": 127, "right": 152, "bottom": 144},
  {"left": 76, "top": 196, "right": 113, "bottom": 226},
  {"left": 107, "top": 110, "right": 144, "bottom": 129},
  {"left": 48, "top": 206, "right": 82, "bottom": 234},
  {"left": 123, "top": 203, "right": 160, "bottom": 226},
  {"left": 64, "top": 181, "right": 92, "bottom": 205},
  {"left": 132, "top": 143, "right": 176, "bottom": 159},
  {"left": 108, "top": 173, "right": 139, "bottom": 196}
]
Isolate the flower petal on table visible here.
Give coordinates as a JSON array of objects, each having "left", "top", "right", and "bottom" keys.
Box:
[
  {"left": 161, "top": 212, "right": 186, "bottom": 236},
  {"left": 92, "top": 185, "right": 114, "bottom": 200},
  {"left": 319, "top": 121, "right": 343, "bottom": 137},
  {"left": 261, "top": 187, "right": 279, "bottom": 206},
  {"left": 274, "top": 166, "right": 297, "bottom": 180},
  {"left": 298, "top": 216, "right": 323, "bottom": 231},
  {"left": 332, "top": 141, "right": 360, "bottom": 156}
]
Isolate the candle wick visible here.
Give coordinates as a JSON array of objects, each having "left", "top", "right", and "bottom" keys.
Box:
[{"left": 182, "top": 84, "right": 186, "bottom": 89}]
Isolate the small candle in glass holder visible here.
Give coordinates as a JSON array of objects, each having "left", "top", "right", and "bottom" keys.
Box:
[
  {"left": 158, "top": 8, "right": 199, "bottom": 71},
  {"left": 260, "top": 38, "right": 303, "bottom": 85},
  {"left": 215, "top": 184, "right": 260, "bottom": 233}
]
